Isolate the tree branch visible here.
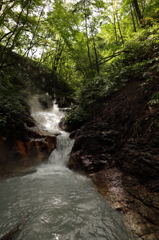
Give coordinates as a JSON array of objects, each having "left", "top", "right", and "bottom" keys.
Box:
[{"left": 76, "top": 50, "right": 130, "bottom": 71}]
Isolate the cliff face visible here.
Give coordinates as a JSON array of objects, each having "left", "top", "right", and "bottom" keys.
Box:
[
  {"left": 0, "top": 114, "right": 56, "bottom": 178},
  {"left": 68, "top": 77, "right": 159, "bottom": 239}
]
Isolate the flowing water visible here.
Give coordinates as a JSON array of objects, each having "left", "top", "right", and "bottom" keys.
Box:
[{"left": 0, "top": 103, "right": 134, "bottom": 240}]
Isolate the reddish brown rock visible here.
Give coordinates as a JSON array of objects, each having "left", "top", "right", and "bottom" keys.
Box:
[{"left": 0, "top": 114, "right": 56, "bottom": 178}]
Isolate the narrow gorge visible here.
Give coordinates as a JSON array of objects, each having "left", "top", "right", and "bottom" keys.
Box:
[{"left": 0, "top": 102, "right": 134, "bottom": 240}]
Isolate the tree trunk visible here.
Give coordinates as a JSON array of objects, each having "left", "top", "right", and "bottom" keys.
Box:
[
  {"left": 130, "top": 3, "right": 137, "bottom": 32},
  {"left": 85, "top": 17, "right": 92, "bottom": 67},
  {"left": 132, "top": 0, "right": 143, "bottom": 25},
  {"left": 113, "top": 16, "right": 118, "bottom": 43},
  {"left": 116, "top": 15, "right": 124, "bottom": 44},
  {"left": 92, "top": 36, "right": 100, "bottom": 75},
  {"left": 53, "top": 48, "right": 63, "bottom": 72}
]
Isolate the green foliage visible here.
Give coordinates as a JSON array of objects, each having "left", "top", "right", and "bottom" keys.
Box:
[
  {"left": 64, "top": 25, "right": 159, "bottom": 127},
  {"left": 64, "top": 76, "right": 110, "bottom": 126},
  {"left": 148, "top": 93, "right": 159, "bottom": 105},
  {"left": 0, "top": 0, "right": 48, "bottom": 57},
  {"left": 1, "top": 0, "right": 159, "bottom": 130},
  {"left": 76, "top": 76, "right": 109, "bottom": 109},
  {"left": 64, "top": 105, "right": 89, "bottom": 125},
  {"left": 0, "top": 69, "right": 27, "bottom": 127},
  {"left": 106, "top": 25, "right": 159, "bottom": 84}
]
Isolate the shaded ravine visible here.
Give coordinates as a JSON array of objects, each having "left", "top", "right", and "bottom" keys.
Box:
[
  {"left": 0, "top": 103, "right": 134, "bottom": 240},
  {"left": 67, "top": 77, "right": 159, "bottom": 240}
]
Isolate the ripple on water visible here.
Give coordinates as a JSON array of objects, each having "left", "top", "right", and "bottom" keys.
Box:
[{"left": 0, "top": 165, "right": 134, "bottom": 240}]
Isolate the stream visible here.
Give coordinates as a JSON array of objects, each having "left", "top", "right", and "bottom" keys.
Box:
[{"left": 0, "top": 103, "right": 134, "bottom": 240}]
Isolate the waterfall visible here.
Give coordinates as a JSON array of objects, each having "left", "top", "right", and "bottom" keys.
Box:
[{"left": 31, "top": 100, "right": 74, "bottom": 167}]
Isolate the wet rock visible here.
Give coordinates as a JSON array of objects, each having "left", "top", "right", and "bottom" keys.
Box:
[
  {"left": 68, "top": 120, "right": 159, "bottom": 238},
  {"left": 68, "top": 151, "right": 110, "bottom": 174},
  {"left": 0, "top": 137, "right": 6, "bottom": 164},
  {"left": 59, "top": 117, "right": 83, "bottom": 132},
  {"left": 68, "top": 129, "right": 119, "bottom": 174},
  {"left": 117, "top": 139, "right": 159, "bottom": 178},
  {"left": 69, "top": 129, "right": 81, "bottom": 139},
  {"left": 0, "top": 114, "right": 56, "bottom": 177},
  {"left": 13, "top": 167, "right": 37, "bottom": 177},
  {"left": 124, "top": 211, "right": 159, "bottom": 240}
]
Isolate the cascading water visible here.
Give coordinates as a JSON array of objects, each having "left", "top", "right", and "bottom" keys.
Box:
[{"left": 0, "top": 102, "right": 135, "bottom": 240}]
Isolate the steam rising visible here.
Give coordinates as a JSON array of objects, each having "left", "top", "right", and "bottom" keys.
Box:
[
  {"left": 28, "top": 95, "right": 64, "bottom": 134},
  {"left": 28, "top": 95, "right": 46, "bottom": 114}
]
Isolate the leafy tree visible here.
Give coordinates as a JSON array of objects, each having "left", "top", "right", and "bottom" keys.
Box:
[{"left": 0, "top": 0, "right": 159, "bottom": 129}]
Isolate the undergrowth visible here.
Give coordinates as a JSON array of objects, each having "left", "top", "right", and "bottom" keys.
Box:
[{"left": 64, "top": 25, "right": 159, "bottom": 128}]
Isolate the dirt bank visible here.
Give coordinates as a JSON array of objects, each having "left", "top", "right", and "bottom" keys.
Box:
[{"left": 68, "top": 77, "right": 159, "bottom": 239}]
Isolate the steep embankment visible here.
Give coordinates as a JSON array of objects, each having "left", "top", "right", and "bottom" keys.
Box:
[
  {"left": 0, "top": 47, "right": 59, "bottom": 177},
  {"left": 68, "top": 76, "right": 159, "bottom": 239}
]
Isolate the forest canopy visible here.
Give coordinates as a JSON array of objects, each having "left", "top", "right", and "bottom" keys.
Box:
[{"left": 0, "top": 0, "right": 159, "bottom": 127}]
